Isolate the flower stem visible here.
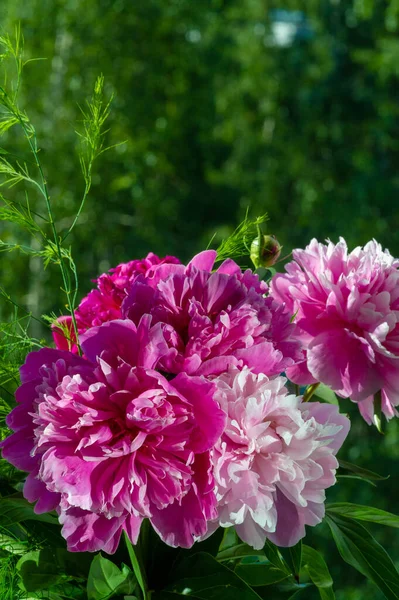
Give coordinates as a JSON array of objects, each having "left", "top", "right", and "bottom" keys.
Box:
[
  {"left": 303, "top": 382, "right": 320, "bottom": 402},
  {"left": 124, "top": 531, "right": 149, "bottom": 600}
]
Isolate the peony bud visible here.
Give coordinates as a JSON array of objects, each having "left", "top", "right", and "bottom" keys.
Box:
[{"left": 250, "top": 234, "right": 282, "bottom": 268}]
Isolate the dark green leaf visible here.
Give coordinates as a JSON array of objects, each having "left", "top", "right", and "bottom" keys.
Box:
[
  {"left": 19, "top": 593, "right": 64, "bottom": 600},
  {"left": 336, "top": 475, "right": 377, "bottom": 488},
  {"left": 188, "top": 526, "right": 224, "bottom": 557},
  {"left": 338, "top": 460, "right": 389, "bottom": 482},
  {"left": 168, "top": 551, "right": 262, "bottom": 599},
  {"left": 16, "top": 549, "right": 64, "bottom": 592},
  {"left": 263, "top": 540, "right": 290, "bottom": 574},
  {"left": 302, "top": 545, "right": 335, "bottom": 600},
  {"left": 279, "top": 541, "right": 302, "bottom": 581},
  {"left": 327, "top": 503, "right": 399, "bottom": 528},
  {"left": 326, "top": 513, "right": 399, "bottom": 600},
  {"left": 0, "top": 496, "right": 59, "bottom": 526},
  {"left": 235, "top": 563, "right": 289, "bottom": 586},
  {"left": 154, "top": 590, "right": 248, "bottom": 600},
  {"left": 87, "top": 553, "right": 136, "bottom": 600}
]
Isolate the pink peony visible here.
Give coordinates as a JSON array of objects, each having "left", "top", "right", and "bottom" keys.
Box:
[
  {"left": 1, "top": 318, "right": 226, "bottom": 552},
  {"left": 270, "top": 238, "right": 399, "bottom": 423},
  {"left": 122, "top": 250, "right": 302, "bottom": 378},
  {"left": 52, "top": 252, "right": 180, "bottom": 351},
  {"left": 211, "top": 368, "right": 350, "bottom": 548}
]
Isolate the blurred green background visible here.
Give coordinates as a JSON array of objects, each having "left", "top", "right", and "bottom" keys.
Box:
[{"left": 0, "top": 1, "right": 399, "bottom": 598}]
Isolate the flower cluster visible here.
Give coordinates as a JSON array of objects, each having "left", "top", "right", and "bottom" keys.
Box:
[
  {"left": 1, "top": 247, "right": 351, "bottom": 553},
  {"left": 270, "top": 238, "right": 399, "bottom": 423}
]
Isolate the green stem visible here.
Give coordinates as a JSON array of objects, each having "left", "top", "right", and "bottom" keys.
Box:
[
  {"left": 124, "top": 531, "right": 149, "bottom": 600},
  {"left": 62, "top": 165, "right": 91, "bottom": 242},
  {"left": 2, "top": 89, "right": 81, "bottom": 353},
  {"left": 303, "top": 382, "right": 320, "bottom": 402}
]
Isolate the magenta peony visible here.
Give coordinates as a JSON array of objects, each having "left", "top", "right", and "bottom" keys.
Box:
[
  {"left": 1, "top": 318, "right": 226, "bottom": 552},
  {"left": 270, "top": 238, "right": 399, "bottom": 422},
  {"left": 122, "top": 250, "right": 302, "bottom": 378},
  {"left": 211, "top": 368, "right": 350, "bottom": 548},
  {"left": 52, "top": 253, "right": 180, "bottom": 350}
]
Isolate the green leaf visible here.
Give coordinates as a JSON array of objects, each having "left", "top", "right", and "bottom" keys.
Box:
[
  {"left": 188, "top": 526, "right": 224, "bottom": 557},
  {"left": 168, "top": 551, "right": 263, "bottom": 599},
  {"left": 218, "top": 527, "right": 239, "bottom": 553},
  {"left": 217, "top": 543, "right": 266, "bottom": 562},
  {"left": 327, "top": 503, "right": 399, "bottom": 528},
  {"left": 19, "top": 593, "right": 64, "bottom": 600},
  {"left": 235, "top": 563, "right": 289, "bottom": 586},
  {"left": 338, "top": 460, "right": 389, "bottom": 482},
  {"left": 279, "top": 541, "right": 302, "bottom": 581},
  {"left": 326, "top": 513, "right": 399, "bottom": 600},
  {"left": 263, "top": 540, "right": 290, "bottom": 574},
  {"left": 302, "top": 545, "right": 335, "bottom": 600},
  {"left": 124, "top": 531, "right": 146, "bottom": 600},
  {"left": 154, "top": 591, "right": 248, "bottom": 600},
  {"left": 336, "top": 474, "right": 377, "bottom": 488},
  {"left": 87, "top": 553, "right": 136, "bottom": 600},
  {"left": 0, "top": 532, "right": 26, "bottom": 554},
  {"left": 314, "top": 383, "right": 339, "bottom": 405},
  {"left": 16, "top": 550, "right": 64, "bottom": 592},
  {"left": 0, "top": 496, "right": 59, "bottom": 527}
]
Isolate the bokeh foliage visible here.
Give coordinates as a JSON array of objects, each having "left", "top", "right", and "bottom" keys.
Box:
[{"left": 0, "top": 1, "right": 399, "bottom": 598}]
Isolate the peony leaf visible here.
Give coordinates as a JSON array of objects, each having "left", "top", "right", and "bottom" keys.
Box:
[
  {"left": 0, "top": 532, "right": 27, "bottom": 554},
  {"left": 314, "top": 383, "right": 338, "bottom": 405},
  {"left": 87, "top": 553, "right": 136, "bottom": 600},
  {"left": 0, "top": 496, "right": 59, "bottom": 527},
  {"left": 263, "top": 540, "right": 290, "bottom": 574},
  {"left": 217, "top": 543, "right": 266, "bottom": 562},
  {"left": 16, "top": 550, "right": 64, "bottom": 592},
  {"left": 326, "top": 513, "right": 399, "bottom": 600},
  {"left": 235, "top": 563, "right": 290, "bottom": 586},
  {"left": 327, "top": 503, "right": 399, "bottom": 528},
  {"left": 338, "top": 460, "right": 389, "bottom": 482},
  {"left": 167, "top": 551, "right": 263, "bottom": 599},
  {"left": 336, "top": 474, "right": 377, "bottom": 488},
  {"left": 189, "top": 527, "right": 225, "bottom": 558},
  {"left": 302, "top": 545, "right": 335, "bottom": 600},
  {"left": 279, "top": 540, "right": 302, "bottom": 581}
]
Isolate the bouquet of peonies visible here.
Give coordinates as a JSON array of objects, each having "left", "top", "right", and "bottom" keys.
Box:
[{"left": 0, "top": 29, "right": 399, "bottom": 600}]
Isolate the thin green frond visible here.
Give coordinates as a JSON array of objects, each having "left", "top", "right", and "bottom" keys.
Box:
[
  {"left": 63, "top": 75, "right": 114, "bottom": 242},
  {"left": 0, "top": 115, "right": 18, "bottom": 135},
  {"left": 0, "top": 240, "right": 42, "bottom": 256},
  {"left": 215, "top": 213, "right": 269, "bottom": 263},
  {"left": 0, "top": 156, "right": 39, "bottom": 190},
  {"left": 0, "top": 197, "right": 44, "bottom": 238}
]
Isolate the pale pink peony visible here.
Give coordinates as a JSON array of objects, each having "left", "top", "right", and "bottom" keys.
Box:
[
  {"left": 52, "top": 253, "right": 180, "bottom": 351},
  {"left": 211, "top": 368, "right": 350, "bottom": 549},
  {"left": 270, "top": 238, "right": 399, "bottom": 423},
  {"left": 1, "top": 318, "right": 226, "bottom": 552},
  {"left": 122, "top": 250, "right": 302, "bottom": 378}
]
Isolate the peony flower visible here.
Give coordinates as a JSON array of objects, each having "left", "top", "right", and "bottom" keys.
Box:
[
  {"left": 1, "top": 318, "right": 226, "bottom": 552},
  {"left": 52, "top": 252, "right": 181, "bottom": 351},
  {"left": 211, "top": 368, "right": 350, "bottom": 548},
  {"left": 270, "top": 238, "right": 399, "bottom": 423},
  {"left": 122, "top": 250, "right": 302, "bottom": 378}
]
